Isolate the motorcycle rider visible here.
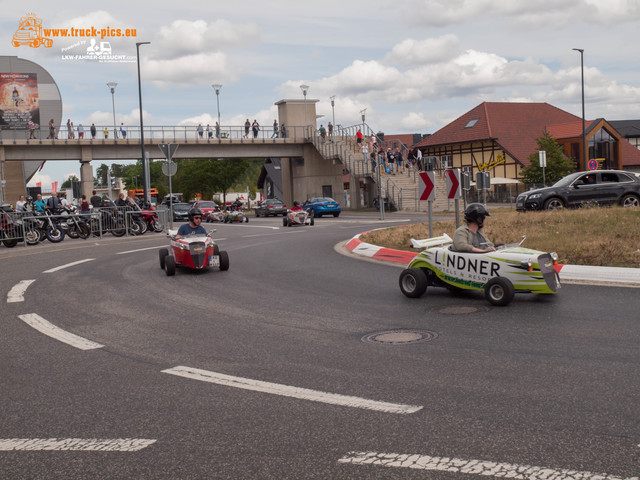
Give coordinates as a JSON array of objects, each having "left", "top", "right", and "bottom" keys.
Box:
[
  {"left": 452, "top": 203, "right": 495, "bottom": 253},
  {"left": 176, "top": 207, "right": 207, "bottom": 237}
]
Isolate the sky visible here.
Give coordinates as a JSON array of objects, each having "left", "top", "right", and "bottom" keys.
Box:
[{"left": 3, "top": 0, "right": 640, "bottom": 190}]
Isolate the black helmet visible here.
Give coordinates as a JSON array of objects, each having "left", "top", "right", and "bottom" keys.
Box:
[
  {"left": 26, "top": 196, "right": 33, "bottom": 202},
  {"left": 188, "top": 207, "right": 203, "bottom": 222},
  {"left": 464, "top": 203, "right": 490, "bottom": 227},
  {"left": 293, "top": 201, "right": 300, "bottom": 207}
]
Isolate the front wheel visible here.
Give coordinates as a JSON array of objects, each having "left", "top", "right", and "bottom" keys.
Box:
[
  {"left": 544, "top": 198, "right": 564, "bottom": 211},
  {"left": 620, "top": 194, "right": 640, "bottom": 208},
  {"left": 399, "top": 268, "right": 428, "bottom": 298},
  {"left": 219, "top": 250, "right": 230, "bottom": 271},
  {"left": 283, "top": 217, "right": 287, "bottom": 227},
  {"left": 333, "top": 212, "right": 340, "bottom": 217},
  {"left": 244, "top": 217, "right": 249, "bottom": 223},
  {"left": 165, "top": 255, "right": 176, "bottom": 276},
  {"left": 484, "top": 277, "right": 515, "bottom": 306},
  {"left": 46, "top": 226, "right": 65, "bottom": 243},
  {"left": 24, "top": 227, "right": 41, "bottom": 245},
  {"left": 310, "top": 217, "right": 314, "bottom": 226},
  {"left": 159, "top": 248, "right": 168, "bottom": 269}
]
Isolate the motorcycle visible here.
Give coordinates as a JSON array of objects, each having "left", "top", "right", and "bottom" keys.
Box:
[
  {"left": 0, "top": 209, "right": 19, "bottom": 248},
  {"left": 59, "top": 206, "right": 91, "bottom": 239}
]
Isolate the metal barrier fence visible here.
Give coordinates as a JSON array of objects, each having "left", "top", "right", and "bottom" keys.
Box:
[{"left": 0, "top": 205, "right": 168, "bottom": 247}]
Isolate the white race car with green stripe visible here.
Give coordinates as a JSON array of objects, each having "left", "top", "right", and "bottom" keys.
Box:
[{"left": 399, "top": 234, "right": 561, "bottom": 306}]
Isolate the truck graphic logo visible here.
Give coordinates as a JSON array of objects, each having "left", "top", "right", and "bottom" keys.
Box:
[{"left": 12, "top": 13, "right": 53, "bottom": 48}]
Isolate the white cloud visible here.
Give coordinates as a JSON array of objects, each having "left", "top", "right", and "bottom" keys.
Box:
[
  {"left": 143, "top": 52, "right": 237, "bottom": 89},
  {"left": 384, "top": 35, "right": 462, "bottom": 67},
  {"left": 400, "top": 112, "right": 431, "bottom": 131}
]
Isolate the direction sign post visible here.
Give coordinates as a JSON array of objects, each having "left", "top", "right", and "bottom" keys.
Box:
[
  {"left": 159, "top": 144, "right": 179, "bottom": 229},
  {"left": 419, "top": 171, "right": 436, "bottom": 237}
]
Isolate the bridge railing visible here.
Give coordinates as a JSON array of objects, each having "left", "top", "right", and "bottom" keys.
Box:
[{"left": 1, "top": 124, "right": 310, "bottom": 143}]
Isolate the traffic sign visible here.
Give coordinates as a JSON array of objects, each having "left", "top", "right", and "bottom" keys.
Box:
[
  {"left": 419, "top": 171, "right": 435, "bottom": 201},
  {"left": 588, "top": 158, "right": 598, "bottom": 171},
  {"left": 162, "top": 161, "right": 177, "bottom": 177},
  {"left": 158, "top": 143, "right": 179, "bottom": 161},
  {"left": 444, "top": 168, "right": 461, "bottom": 199}
]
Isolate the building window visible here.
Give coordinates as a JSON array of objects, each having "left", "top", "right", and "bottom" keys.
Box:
[{"left": 465, "top": 118, "right": 479, "bottom": 129}]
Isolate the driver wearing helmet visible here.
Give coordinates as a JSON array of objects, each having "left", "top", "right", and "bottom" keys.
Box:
[
  {"left": 176, "top": 207, "right": 207, "bottom": 237},
  {"left": 452, "top": 203, "right": 495, "bottom": 253},
  {"left": 290, "top": 201, "right": 303, "bottom": 211}
]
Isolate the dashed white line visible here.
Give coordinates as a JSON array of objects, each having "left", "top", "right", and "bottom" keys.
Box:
[
  {"left": 337, "top": 451, "right": 639, "bottom": 480},
  {"left": 18, "top": 313, "right": 104, "bottom": 350},
  {"left": 116, "top": 245, "right": 164, "bottom": 255},
  {"left": 6, "top": 280, "right": 36, "bottom": 303},
  {"left": 0, "top": 438, "right": 156, "bottom": 452},
  {"left": 162, "top": 366, "right": 422, "bottom": 414},
  {"left": 43, "top": 258, "right": 95, "bottom": 273}
]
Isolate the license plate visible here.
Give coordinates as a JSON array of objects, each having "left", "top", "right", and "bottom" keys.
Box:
[{"left": 209, "top": 255, "right": 220, "bottom": 267}]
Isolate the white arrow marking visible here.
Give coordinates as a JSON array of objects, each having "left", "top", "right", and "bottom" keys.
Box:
[
  {"left": 338, "top": 451, "right": 639, "bottom": 480},
  {"left": 7, "top": 280, "right": 36, "bottom": 303},
  {"left": 43, "top": 258, "right": 94, "bottom": 273},
  {"left": 0, "top": 438, "right": 156, "bottom": 452},
  {"left": 18, "top": 314, "right": 103, "bottom": 350},
  {"left": 163, "top": 366, "right": 422, "bottom": 414}
]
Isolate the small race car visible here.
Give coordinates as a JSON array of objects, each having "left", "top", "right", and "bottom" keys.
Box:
[
  {"left": 159, "top": 229, "right": 229, "bottom": 276},
  {"left": 224, "top": 209, "right": 249, "bottom": 223},
  {"left": 283, "top": 209, "right": 314, "bottom": 227},
  {"left": 399, "top": 234, "right": 560, "bottom": 306},
  {"left": 206, "top": 210, "right": 226, "bottom": 223}
]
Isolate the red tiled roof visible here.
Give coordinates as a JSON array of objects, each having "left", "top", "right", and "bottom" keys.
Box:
[
  {"left": 415, "top": 102, "right": 583, "bottom": 165},
  {"left": 546, "top": 121, "right": 595, "bottom": 139},
  {"left": 620, "top": 138, "right": 640, "bottom": 166}
]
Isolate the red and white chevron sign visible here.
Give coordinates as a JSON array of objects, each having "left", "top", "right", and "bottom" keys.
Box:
[
  {"left": 445, "top": 168, "right": 461, "bottom": 199},
  {"left": 418, "top": 172, "right": 435, "bottom": 201}
]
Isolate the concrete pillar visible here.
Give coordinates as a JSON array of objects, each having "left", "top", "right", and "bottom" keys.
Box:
[
  {"left": 280, "top": 157, "right": 293, "bottom": 206},
  {"left": 348, "top": 174, "right": 360, "bottom": 209},
  {"left": 80, "top": 146, "right": 94, "bottom": 199},
  {"left": 0, "top": 147, "right": 26, "bottom": 205}
]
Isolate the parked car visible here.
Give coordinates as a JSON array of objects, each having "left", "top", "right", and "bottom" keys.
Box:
[
  {"left": 255, "top": 199, "right": 288, "bottom": 217},
  {"left": 303, "top": 197, "right": 341, "bottom": 217},
  {"left": 516, "top": 170, "right": 640, "bottom": 211},
  {"left": 192, "top": 201, "right": 220, "bottom": 219},
  {"left": 171, "top": 203, "right": 192, "bottom": 221}
]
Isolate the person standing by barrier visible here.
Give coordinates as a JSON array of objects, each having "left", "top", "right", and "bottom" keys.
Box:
[
  {"left": 120, "top": 123, "right": 127, "bottom": 139},
  {"left": 197, "top": 124, "right": 204, "bottom": 138},
  {"left": 271, "top": 120, "right": 278, "bottom": 138},
  {"left": 90, "top": 190, "right": 102, "bottom": 209},
  {"left": 362, "top": 142, "right": 368, "bottom": 163},
  {"left": 356, "top": 129, "right": 363, "bottom": 145},
  {"left": 328, "top": 122, "right": 333, "bottom": 140},
  {"left": 34, "top": 194, "right": 46, "bottom": 212},
  {"left": 48, "top": 119, "right": 56, "bottom": 139},
  {"left": 244, "top": 119, "right": 250, "bottom": 138},
  {"left": 78, "top": 123, "right": 84, "bottom": 139},
  {"left": 280, "top": 123, "right": 286, "bottom": 138},
  {"left": 90, "top": 124, "right": 97, "bottom": 139},
  {"left": 252, "top": 120, "right": 259, "bottom": 138},
  {"left": 215, "top": 122, "right": 221, "bottom": 138},
  {"left": 80, "top": 195, "right": 90, "bottom": 215},
  {"left": 395, "top": 148, "right": 404, "bottom": 174}
]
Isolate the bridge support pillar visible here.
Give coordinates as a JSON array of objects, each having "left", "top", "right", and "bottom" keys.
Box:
[
  {"left": 80, "top": 147, "right": 94, "bottom": 199},
  {"left": 348, "top": 174, "right": 360, "bottom": 209},
  {"left": 0, "top": 147, "right": 26, "bottom": 205},
  {"left": 280, "top": 158, "right": 293, "bottom": 207}
]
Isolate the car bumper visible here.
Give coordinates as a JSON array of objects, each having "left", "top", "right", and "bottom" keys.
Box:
[{"left": 515, "top": 198, "right": 542, "bottom": 212}]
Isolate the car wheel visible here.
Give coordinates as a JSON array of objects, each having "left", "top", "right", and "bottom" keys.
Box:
[
  {"left": 287, "top": 218, "right": 292, "bottom": 227},
  {"left": 165, "top": 255, "right": 176, "bottom": 276},
  {"left": 484, "top": 277, "right": 515, "bottom": 306},
  {"left": 543, "top": 198, "right": 564, "bottom": 210},
  {"left": 213, "top": 244, "right": 220, "bottom": 256},
  {"left": 310, "top": 217, "right": 314, "bottom": 226},
  {"left": 283, "top": 217, "right": 287, "bottom": 227},
  {"left": 159, "top": 248, "right": 168, "bottom": 269},
  {"left": 399, "top": 268, "right": 428, "bottom": 298},
  {"left": 219, "top": 250, "right": 230, "bottom": 271},
  {"left": 333, "top": 212, "right": 340, "bottom": 217},
  {"left": 620, "top": 194, "right": 640, "bottom": 208},
  {"left": 255, "top": 210, "right": 260, "bottom": 217}
]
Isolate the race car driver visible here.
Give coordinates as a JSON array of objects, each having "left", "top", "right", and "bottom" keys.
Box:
[
  {"left": 176, "top": 207, "right": 207, "bottom": 237},
  {"left": 452, "top": 203, "right": 495, "bottom": 253}
]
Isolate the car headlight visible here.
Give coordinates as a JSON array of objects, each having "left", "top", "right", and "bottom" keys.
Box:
[
  {"left": 528, "top": 193, "right": 542, "bottom": 199},
  {"left": 520, "top": 258, "right": 533, "bottom": 271},
  {"left": 550, "top": 252, "right": 559, "bottom": 265}
]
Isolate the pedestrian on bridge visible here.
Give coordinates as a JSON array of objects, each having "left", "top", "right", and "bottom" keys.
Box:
[
  {"left": 244, "top": 119, "right": 250, "bottom": 138},
  {"left": 328, "top": 122, "right": 333, "bottom": 140},
  {"left": 120, "top": 123, "right": 127, "bottom": 139},
  {"left": 280, "top": 123, "right": 286, "bottom": 138},
  {"left": 78, "top": 123, "right": 84, "bottom": 139},
  {"left": 252, "top": 120, "right": 260, "bottom": 138},
  {"left": 271, "top": 120, "right": 278, "bottom": 138},
  {"left": 197, "top": 124, "right": 204, "bottom": 138},
  {"left": 90, "top": 124, "right": 97, "bottom": 139},
  {"left": 356, "top": 129, "right": 363, "bottom": 144}
]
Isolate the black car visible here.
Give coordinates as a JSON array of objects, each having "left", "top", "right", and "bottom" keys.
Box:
[
  {"left": 516, "top": 170, "right": 640, "bottom": 211},
  {"left": 255, "top": 199, "right": 287, "bottom": 217},
  {"left": 171, "top": 202, "right": 192, "bottom": 221}
]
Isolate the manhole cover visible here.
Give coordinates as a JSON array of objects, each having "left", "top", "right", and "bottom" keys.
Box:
[
  {"left": 362, "top": 329, "right": 438, "bottom": 345},
  {"left": 436, "top": 305, "right": 490, "bottom": 315}
]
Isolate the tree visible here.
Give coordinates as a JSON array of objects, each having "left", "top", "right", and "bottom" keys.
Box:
[
  {"left": 61, "top": 174, "right": 79, "bottom": 189},
  {"left": 94, "top": 163, "right": 109, "bottom": 186},
  {"left": 175, "top": 158, "right": 250, "bottom": 203},
  {"left": 520, "top": 131, "right": 576, "bottom": 186}
]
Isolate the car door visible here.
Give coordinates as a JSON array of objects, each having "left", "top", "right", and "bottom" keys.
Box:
[
  {"left": 566, "top": 173, "right": 600, "bottom": 207},
  {"left": 598, "top": 172, "right": 625, "bottom": 205}
]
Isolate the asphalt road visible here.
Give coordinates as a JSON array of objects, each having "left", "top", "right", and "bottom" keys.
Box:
[{"left": 1, "top": 212, "right": 638, "bottom": 479}]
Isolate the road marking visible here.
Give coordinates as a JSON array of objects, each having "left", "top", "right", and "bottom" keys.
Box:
[
  {"left": 337, "top": 451, "right": 639, "bottom": 480},
  {"left": 162, "top": 366, "right": 422, "bottom": 414},
  {"left": 43, "top": 258, "right": 94, "bottom": 273},
  {"left": 18, "top": 314, "right": 104, "bottom": 350},
  {"left": 7, "top": 279, "right": 36, "bottom": 303},
  {"left": 116, "top": 245, "right": 164, "bottom": 255},
  {"left": 0, "top": 438, "right": 156, "bottom": 452}
]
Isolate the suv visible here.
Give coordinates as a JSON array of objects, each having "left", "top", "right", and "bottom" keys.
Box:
[
  {"left": 255, "top": 199, "right": 287, "bottom": 217},
  {"left": 516, "top": 170, "right": 640, "bottom": 211}
]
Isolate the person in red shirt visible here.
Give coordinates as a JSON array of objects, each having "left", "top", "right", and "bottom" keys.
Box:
[
  {"left": 356, "top": 130, "right": 363, "bottom": 144},
  {"left": 290, "top": 201, "right": 303, "bottom": 211}
]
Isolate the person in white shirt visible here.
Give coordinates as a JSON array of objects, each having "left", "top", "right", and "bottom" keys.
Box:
[{"left": 16, "top": 195, "right": 26, "bottom": 212}]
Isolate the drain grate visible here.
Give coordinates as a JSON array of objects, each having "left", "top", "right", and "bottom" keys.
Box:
[
  {"left": 436, "top": 305, "right": 490, "bottom": 315},
  {"left": 362, "top": 329, "right": 438, "bottom": 345}
]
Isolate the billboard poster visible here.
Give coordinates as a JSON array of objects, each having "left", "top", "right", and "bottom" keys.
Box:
[{"left": 0, "top": 73, "right": 40, "bottom": 130}]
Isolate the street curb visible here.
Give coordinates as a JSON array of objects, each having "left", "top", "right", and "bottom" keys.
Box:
[{"left": 344, "top": 231, "right": 640, "bottom": 287}]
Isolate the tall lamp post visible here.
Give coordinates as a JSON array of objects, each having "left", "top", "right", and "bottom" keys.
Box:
[
  {"left": 107, "top": 82, "right": 118, "bottom": 139},
  {"left": 300, "top": 84, "right": 309, "bottom": 138},
  {"left": 573, "top": 48, "right": 586, "bottom": 171},
  {"left": 329, "top": 95, "right": 336, "bottom": 130},
  {"left": 360, "top": 108, "right": 367, "bottom": 132},
  {"left": 212, "top": 83, "right": 222, "bottom": 128},
  {"left": 136, "top": 41, "right": 151, "bottom": 204}
]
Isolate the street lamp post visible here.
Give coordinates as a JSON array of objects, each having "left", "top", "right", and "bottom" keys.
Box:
[
  {"left": 136, "top": 41, "right": 151, "bottom": 204},
  {"left": 300, "top": 84, "right": 309, "bottom": 138},
  {"left": 330, "top": 95, "right": 336, "bottom": 130},
  {"left": 360, "top": 108, "right": 367, "bottom": 132},
  {"left": 573, "top": 48, "right": 586, "bottom": 171},
  {"left": 107, "top": 82, "right": 118, "bottom": 140},
  {"left": 212, "top": 83, "right": 222, "bottom": 129}
]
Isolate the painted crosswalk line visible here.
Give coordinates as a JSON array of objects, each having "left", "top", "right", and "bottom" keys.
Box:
[{"left": 0, "top": 438, "right": 156, "bottom": 452}]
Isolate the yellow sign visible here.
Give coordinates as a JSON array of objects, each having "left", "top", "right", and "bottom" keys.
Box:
[{"left": 478, "top": 153, "right": 506, "bottom": 172}]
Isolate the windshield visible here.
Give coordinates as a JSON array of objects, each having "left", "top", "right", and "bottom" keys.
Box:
[
  {"left": 553, "top": 172, "right": 583, "bottom": 187},
  {"left": 197, "top": 202, "right": 216, "bottom": 208}
]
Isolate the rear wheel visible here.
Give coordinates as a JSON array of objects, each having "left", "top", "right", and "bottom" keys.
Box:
[
  {"left": 283, "top": 217, "right": 287, "bottom": 227},
  {"left": 46, "top": 226, "right": 65, "bottom": 243},
  {"left": 544, "top": 198, "right": 564, "bottom": 210},
  {"left": 333, "top": 212, "right": 340, "bottom": 217},
  {"left": 310, "top": 217, "right": 314, "bottom": 226},
  {"left": 219, "top": 251, "right": 230, "bottom": 271},
  {"left": 399, "top": 268, "right": 428, "bottom": 298},
  {"left": 484, "top": 277, "right": 515, "bottom": 306},
  {"left": 620, "top": 194, "right": 640, "bottom": 208},
  {"left": 165, "top": 255, "right": 176, "bottom": 276},
  {"left": 78, "top": 223, "right": 90, "bottom": 239},
  {"left": 151, "top": 220, "right": 164, "bottom": 233},
  {"left": 159, "top": 248, "right": 168, "bottom": 269}
]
